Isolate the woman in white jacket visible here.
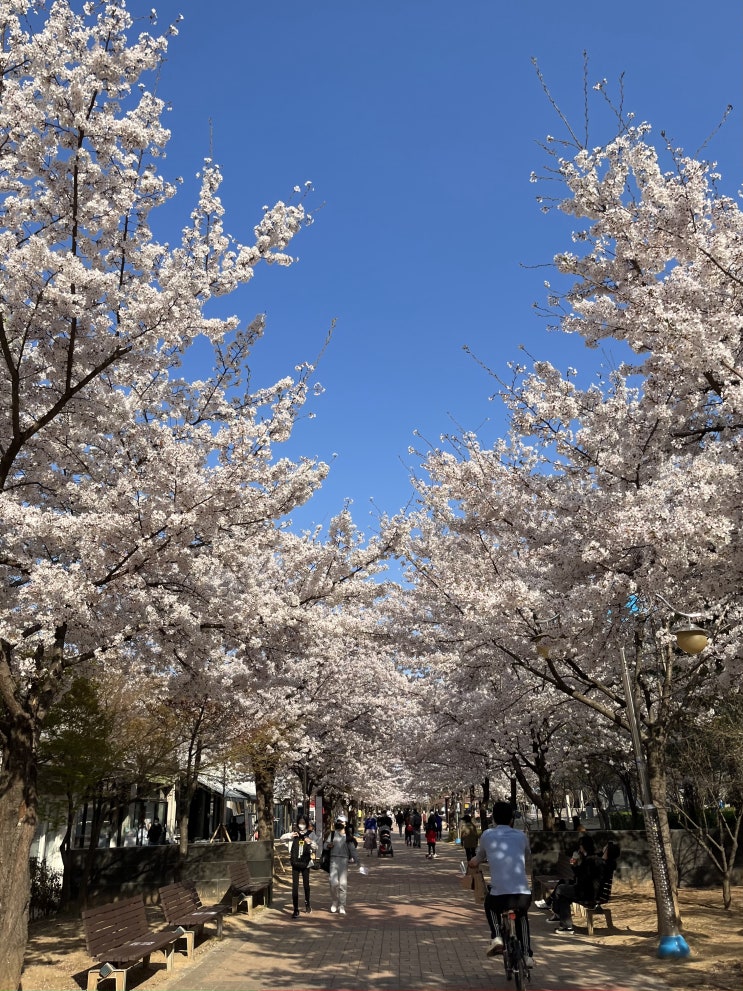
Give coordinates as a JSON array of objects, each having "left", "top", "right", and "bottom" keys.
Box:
[{"left": 324, "top": 815, "right": 358, "bottom": 914}]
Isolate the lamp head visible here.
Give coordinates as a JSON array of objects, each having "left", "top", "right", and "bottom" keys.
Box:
[
  {"left": 534, "top": 634, "right": 551, "bottom": 659},
  {"left": 656, "top": 594, "right": 709, "bottom": 655},
  {"left": 533, "top": 614, "right": 560, "bottom": 659},
  {"left": 673, "top": 624, "right": 708, "bottom": 655}
]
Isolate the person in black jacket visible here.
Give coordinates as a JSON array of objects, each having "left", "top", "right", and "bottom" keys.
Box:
[
  {"left": 550, "top": 836, "right": 618, "bottom": 933},
  {"left": 147, "top": 818, "right": 163, "bottom": 845},
  {"left": 411, "top": 808, "right": 422, "bottom": 848},
  {"left": 289, "top": 817, "right": 317, "bottom": 919}
]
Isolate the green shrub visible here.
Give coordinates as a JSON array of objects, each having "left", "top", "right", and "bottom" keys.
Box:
[{"left": 30, "top": 858, "right": 62, "bottom": 919}]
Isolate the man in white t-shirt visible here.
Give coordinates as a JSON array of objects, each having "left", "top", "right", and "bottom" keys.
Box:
[{"left": 469, "top": 801, "right": 534, "bottom": 966}]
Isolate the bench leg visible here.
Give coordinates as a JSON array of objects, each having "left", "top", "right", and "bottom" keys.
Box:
[
  {"left": 572, "top": 903, "right": 587, "bottom": 926},
  {"left": 217, "top": 916, "right": 224, "bottom": 939},
  {"left": 585, "top": 908, "right": 612, "bottom": 935},
  {"left": 164, "top": 945, "right": 175, "bottom": 973},
  {"left": 87, "top": 968, "right": 127, "bottom": 991},
  {"left": 178, "top": 930, "right": 196, "bottom": 959}
]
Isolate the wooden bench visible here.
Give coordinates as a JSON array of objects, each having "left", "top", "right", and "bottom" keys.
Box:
[
  {"left": 158, "top": 882, "right": 226, "bottom": 958},
  {"left": 82, "top": 895, "right": 181, "bottom": 991},
  {"left": 580, "top": 901, "right": 613, "bottom": 935},
  {"left": 533, "top": 853, "right": 615, "bottom": 935},
  {"left": 228, "top": 860, "right": 272, "bottom": 917},
  {"left": 575, "top": 869, "right": 615, "bottom": 935}
]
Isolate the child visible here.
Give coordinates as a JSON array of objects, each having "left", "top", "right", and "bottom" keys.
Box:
[{"left": 425, "top": 817, "right": 437, "bottom": 859}]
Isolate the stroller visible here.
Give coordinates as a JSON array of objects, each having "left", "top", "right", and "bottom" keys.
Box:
[{"left": 377, "top": 824, "right": 394, "bottom": 857}]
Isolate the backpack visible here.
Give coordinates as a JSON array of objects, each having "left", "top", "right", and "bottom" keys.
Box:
[{"left": 290, "top": 835, "right": 312, "bottom": 869}]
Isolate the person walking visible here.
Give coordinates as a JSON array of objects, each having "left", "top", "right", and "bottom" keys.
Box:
[
  {"left": 469, "top": 800, "right": 534, "bottom": 967},
  {"left": 459, "top": 813, "right": 478, "bottom": 860},
  {"left": 289, "top": 816, "right": 317, "bottom": 919},
  {"left": 404, "top": 814, "right": 413, "bottom": 846},
  {"left": 425, "top": 815, "right": 438, "bottom": 859},
  {"left": 324, "top": 814, "right": 358, "bottom": 914},
  {"left": 411, "top": 808, "right": 422, "bottom": 848},
  {"left": 363, "top": 823, "right": 377, "bottom": 856}
]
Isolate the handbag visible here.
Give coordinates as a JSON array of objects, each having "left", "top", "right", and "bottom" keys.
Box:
[
  {"left": 472, "top": 868, "right": 487, "bottom": 904},
  {"left": 320, "top": 832, "right": 333, "bottom": 872}
]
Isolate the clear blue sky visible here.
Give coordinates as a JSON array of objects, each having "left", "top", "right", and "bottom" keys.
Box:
[{"left": 133, "top": 0, "right": 742, "bottom": 534}]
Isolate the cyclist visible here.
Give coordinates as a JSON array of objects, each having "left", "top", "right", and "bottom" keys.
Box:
[{"left": 468, "top": 800, "right": 534, "bottom": 967}]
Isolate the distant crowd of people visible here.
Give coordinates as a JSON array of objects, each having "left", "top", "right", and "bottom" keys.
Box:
[{"left": 394, "top": 807, "right": 443, "bottom": 852}]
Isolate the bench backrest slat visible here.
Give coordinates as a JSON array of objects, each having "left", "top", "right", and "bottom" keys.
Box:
[
  {"left": 229, "top": 862, "right": 253, "bottom": 886},
  {"left": 82, "top": 896, "right": 150, "bottom": 956},
  {"left": 159, "top": 882, "right": 200, "bottom": 922},
  {"left": 181, "top": 880, "right": 204, "bottom": 908},
  {"left": 597, "top": 869, "right": 614, "bottom": 904}
]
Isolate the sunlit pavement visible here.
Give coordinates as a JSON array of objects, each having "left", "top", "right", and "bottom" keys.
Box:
[{"left": 162, "top": 836, "right": 672, "bottom": 991}]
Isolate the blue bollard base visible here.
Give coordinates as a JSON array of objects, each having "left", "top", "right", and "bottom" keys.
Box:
[{"left": 657, "top": 935, "right": 691, "bottom": 959}]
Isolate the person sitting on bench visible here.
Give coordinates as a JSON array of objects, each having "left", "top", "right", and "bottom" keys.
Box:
[{"left": 545, "top": 837, "right": 620, "bottom": 934}]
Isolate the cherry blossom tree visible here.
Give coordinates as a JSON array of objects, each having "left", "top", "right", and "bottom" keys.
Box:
[
  {"left": 404, "top": 99, "right": 743, "bottom": 934},
  {"left": 0, "top": 2, "right": 327, "bottom": 984},
  {"left": 217, "top": 513, "right": 414, "bottom": 836}
]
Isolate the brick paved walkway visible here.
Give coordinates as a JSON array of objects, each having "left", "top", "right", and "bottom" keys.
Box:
[{"left": 163, "top": 835, "right": 672, "bottom": 991}]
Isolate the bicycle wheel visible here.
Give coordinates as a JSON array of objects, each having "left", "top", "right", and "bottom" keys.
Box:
[{"left": 513, "top": 952, "right": 528, "bottom": 991}]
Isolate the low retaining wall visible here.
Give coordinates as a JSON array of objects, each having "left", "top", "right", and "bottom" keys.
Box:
[{"left": 66, "top": 840, "right": 273, "bottom": 906}]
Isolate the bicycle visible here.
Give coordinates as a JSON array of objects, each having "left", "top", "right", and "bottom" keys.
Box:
[{"left": 499, "top": 906, "right": 531, "bottom": 990}]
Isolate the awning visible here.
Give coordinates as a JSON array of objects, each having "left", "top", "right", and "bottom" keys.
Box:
[{"left": 197, "top": 775, "right": 256, "bottom": 800}]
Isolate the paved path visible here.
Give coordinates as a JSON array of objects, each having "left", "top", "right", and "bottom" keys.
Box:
[{"left": 164, "top": 836, "right": 672, "bottom": 991}]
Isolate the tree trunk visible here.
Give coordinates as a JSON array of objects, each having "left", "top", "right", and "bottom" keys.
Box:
[
  {"left": 176, "top": 733, "right": 203, "bottom": 857},
  {"left": 58, "top": 796, "right": 75, "bottom": 909},
  {"left": 253, "top": 760, "right": 276, "bottom": 843},
  {"left": 177, "top": 809, "right": 191, "bottom": 858},
  {"left": 511, "top": 754, "right": 556, "bottom": 830},
  {"left": 617, "top": 769, "right": 642, "bottom": 828},
  {"left": 646, "top": 738, "right": 682, "bottom": 928},
  {"left": 177, "top": 767, "right": 201, "bottom": 857},
  {"left": 722, "top": 875, "right": 732, "bottom": 910},
  {"left": 0, "top": 718, "right": 38, "bottom": 991},
  {"left": 77, "top": 790, "right": 107, "bottom": 909},
  {"left": 597, "top": 800, "right": 611, "bottom": 830}
]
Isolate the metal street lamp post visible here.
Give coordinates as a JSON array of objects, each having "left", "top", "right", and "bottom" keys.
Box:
[
  {"left": 535, "top": 601, "right": 707, "bottom": 958},
  {"left": 619, "top": 646, "right": 690, "bottom": 959},
  {"left": 619, "top": 601, "right": 707, "bottom": 959}
]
